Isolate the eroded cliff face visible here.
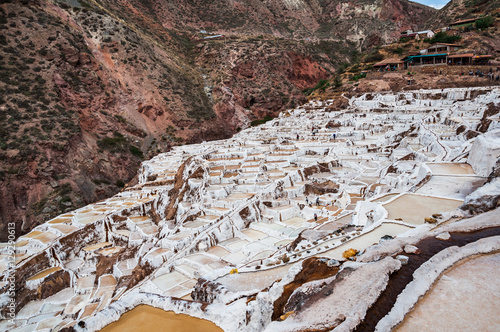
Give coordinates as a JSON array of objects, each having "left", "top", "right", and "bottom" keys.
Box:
[
  {"left": 0, "top": 0, "right": 435, "bottom": 239},
  {"left": 197, "top": 39, "right": 332, "bottom": 132}
]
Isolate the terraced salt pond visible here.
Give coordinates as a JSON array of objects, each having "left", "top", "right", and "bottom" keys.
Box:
[
  {"left": 321, "top": 223, "right": 413, "bottom": 260},
  {"left": 99, "top": 305, "right": 223, "bottom": 332},
  {"left": 152, "top": 271, "right": 190, "bottom": 292},
  {"left": 396, "top": 253, "right": 500, "bottom": 332},
  {"left": 217, "top": 264, "right": 292, "bottom": 292},
  {"left": 416, "top": 175, "right": 486, "bottom": 199},
  {"left": 384, "top": 194, "right": 463, "bottom": 224},
  {"left": 219, "top": 223, "right": 414, "bottom": 292},
  {"left": 27, "top": 267, "right": 62, "bottom": 281},
  {"left": 426, "top": 163, "right": 475, "bottom": 175},
  {"left": 3, "top": 87, "right": 499, "bottom": 332},
  {"left": 371, "top": 193, "right": 400, "bottom": 203}
]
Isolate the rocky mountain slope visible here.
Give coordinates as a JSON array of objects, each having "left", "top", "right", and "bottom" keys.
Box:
[
  {"left": 99, "top": 0, "right": 434, "bottom": 46},
  {"left": 430, "top": 0, "right": 500, "bottom": 27},
  {"left": 0, "top": 0, "right": 435, "bottom": 240}
]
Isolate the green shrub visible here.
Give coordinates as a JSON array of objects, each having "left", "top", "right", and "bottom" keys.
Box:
[
  {"left": 338, "top": 63, "right": 349, "bottom": 74},
  {"left": 129, "top": 145, "right": 143, "bottom": 159},
  {"left": 428, "top": 32, "right": 461, "bottom": 44},
  {"left": 97, "top": 132, "right": 127, "bottom": 152},
  {"left": 393, "top": 47, "right": 404, "bottom": 55},
  {"left": 475, "top": 16, "right": 494, "bottom": 29},
  {"left": 314, "top": 79, "right": 330, "bottom": 91},
  {"left": 250, "top": 115, "right": 274, "bottom": 127},
  {"left": 347, "top": 64, "right": 360, "bottom": 73},
  {"left": 334, "top": 75, "right": 342, "bottom": 88},
  {"left": 351, "top": 72, "right": 366, "bottom": 81},
  {"left": 58, "top": 183, "right": 72, "bottom": 196},
  {"left": 92, "top": 179, "right": 110, "bottom": 185},
  {"left": 364, "top": 51, "right": 384, "bottom": 63},
  {"left": 465, "top": 0, "right": 490, "bottom": 7},
  {"left": 114, "top": 115, "right": 127, "bottom": 123}
]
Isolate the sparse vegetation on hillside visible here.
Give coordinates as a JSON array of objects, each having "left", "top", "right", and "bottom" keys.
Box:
[
  {"left": 475, "top": 16, "right": 494, "bottom": 29},
  {"left": 425, "top": 31, "right": 462, "bottom": 44},
  {"left": 303, "top": 79, "right": 331, "bottom": 96},
  {"left": 250, "top": 115, "right": 274, "bottom": 127},
  {"left": 364, "top": 51, "right": 384, "bottom": 63},
  {"left": 431, "top": 0, "right": 499, "bottom": 27}
]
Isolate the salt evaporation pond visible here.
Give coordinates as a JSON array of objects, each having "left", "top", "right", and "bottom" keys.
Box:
[
  {"left": 217, "top": 264, "right": 292, "bottom": 292},
  {"left": 384, "top": 194, "right": 462, "bottom": 224},
  {"left": 426, "top": 162, "right": 475, "bottom": 175},
  {"left": 415, "top": 175, "right": 486, "bottom": 200},
  {"left": 27, "top": 266, "right": 61, "bottom": 281},
  {"left": 4, "top": 87, "right": 499, "bottom": 331},
  {"left": 396, "top": 253, "right": 500, "bottom": 332},
  {"left": 320, "top": 223, "right": 413, "bottom": 260},
  {"left": 371, "top": 193, "right": 400, "bottom": 203},
  {"left": 99, "top": 305, "right": 223, "bottom": 332}
]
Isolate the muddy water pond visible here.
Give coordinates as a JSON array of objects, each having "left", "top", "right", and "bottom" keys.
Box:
[{"left": 99, "top": 305, "right": 223, "bottom": 332}]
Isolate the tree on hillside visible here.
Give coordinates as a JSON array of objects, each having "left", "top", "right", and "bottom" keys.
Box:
[
  {"left": 475, "top": 16, "right": 494, "bottom": 29},
  {"left": 425, "top": 31, "right": 461, "bottom": 44},
  {"left": 364, "top": 51, "right": 384, "bottom": 63}
]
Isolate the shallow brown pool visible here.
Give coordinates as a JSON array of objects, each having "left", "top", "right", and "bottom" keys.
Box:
[
  {"left": 427, "top": 162, "right": 475, "bottom": 175},
  {"left": 384, "top": 194, "right": 462, "bottom": 225},
  {"left": 99, "top": 305, "right": 223, "bottom": 332},
  {"left": 27, "top": 266, "right": 61, "bottom": 281}
]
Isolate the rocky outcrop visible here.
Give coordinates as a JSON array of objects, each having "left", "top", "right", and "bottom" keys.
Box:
[
  {"left": 463, "top": 137, "right": 500, "bottom": 214},
  {"left": 477, "top": 103, "right": 500, "bottom": 133},
  {"left": 267, "top": 257, "right": 401, "bottom": 331},
  {"left": 272, "top": 257, "right": 340, "bottom": 321},
  {"left": 487, "top": 158, "right": 500, "bottom": 183},
  {"left": 461, "top": 178, "right": 500, "bottom": 214},
  {"left": 192, "top": 278, "right": 229, "bottom": 304},
  {"left": 304, "top": 180, "right": 340, "bottom": 195},
  {"left": 429, "top": 0, "right": 499, "bottom": 27},
  {"left": 467, "top": 130, "right": 500, "bottom": 177}
]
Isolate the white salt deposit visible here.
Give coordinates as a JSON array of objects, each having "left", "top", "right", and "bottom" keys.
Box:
[{"left": 1, "top": 87, "right": 499, "bottom": 331}]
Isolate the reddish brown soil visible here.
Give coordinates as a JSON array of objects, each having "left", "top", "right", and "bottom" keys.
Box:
[{"left": 272, "top": 257, "right": 340, "bottom": 321}]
